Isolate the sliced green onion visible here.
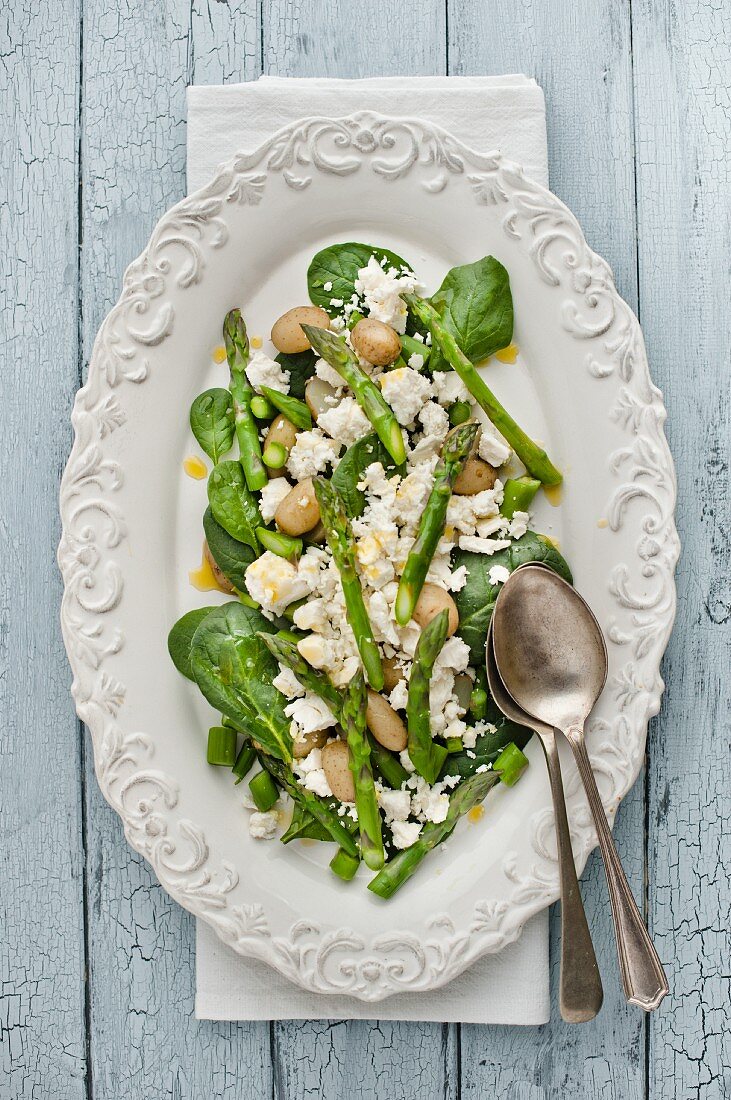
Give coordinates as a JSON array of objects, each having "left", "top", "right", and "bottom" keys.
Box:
[
  {"left": 494, "top": 743, "right": 529, "bottom": 787},
  {"left": 330, "top": 848, "right": 360, "bottom": 881},
  {"left": 207, "top": 725, "right": 237, "bottom": 766},
  {"left": 262, "top": 442, "right": 288, "bottom": 469},
  {"left": 256, "top": 526, "right": 302, "bottom": 560},
  {"left": 248, "top": 769, "right": 279, "bottom": 811}
]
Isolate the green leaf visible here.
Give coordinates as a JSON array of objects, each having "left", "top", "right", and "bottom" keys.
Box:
[
  {"left": 190, "top": 603, "right": 293, "bottom": 762},
  {"left": 331, "top": 431, "right": 406, "bottom": 518},
  {"left": 453, "top": 531, "right": 573, "bottom": 664},
  {"left": 207, "top": 461, "right": 262, "bottom": 553},
  {"left": 167, "top": 606, "right": 217, "bottom": 681},
  {"left": 203, "top": 506, "right": 255, "bottom": 592},
  {"left": 307, "top": 242, "right": 413, "bottom": 316},
  {"left": 441, "top": 718, "right": 532, "bottom": 781},
  {"left": 430, "top": 256, "right": 513, "bottom": 368},
  {"left": 189, "top": 388, "right": 235, "bottom": 463},
  {"left": 274, "top": 350, "right": 317, "bottom": 400}
]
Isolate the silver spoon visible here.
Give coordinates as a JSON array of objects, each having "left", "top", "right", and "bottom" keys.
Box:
[
  {"left": 486, "top": 621, "right": 603, "bottom": 1022},
  {"left": 492, "top": 564, "right": 669, "bottom": 1011}
]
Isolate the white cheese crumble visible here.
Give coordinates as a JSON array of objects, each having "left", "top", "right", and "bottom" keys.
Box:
[
  {"left": 244, "top": 551, "right": 311, "bottom": 616},
  {"left": 272, "top": 665, "right": 304, "bottom": 700},
  {"left": 317, "top": 397, "right": 371, "bottom": 447},
  {"left": 354, "top": 256, "right": 424, "bottom": 334},
  {"left": 284, "top": 693, "right": 337, "bottom": 735},
  {"left": 323, "top": 280, "right": 333, "bottom": 292},
  {"left": 259, "top": 477, "right": 291, "bottom": 523},
  {"left": 431, "top": 370, "right": 471, "bottom": 407},
  {"left": 287, "top": 428, "right": 340, "bottom": 480},
  {"left": 508, "top": 510, "right": 530, "bottom": 539},
  {"left": 315, "top": 356, "right": 346, "bottom": 390},
  {"left": 249, "top": 810, "right": 278, "bottom": 840},
  {"left": 478, "top": 423, "right": 511, "bottom": 466},
  {"left": 418, "top": 401, "right": 450, "bottom": 441},
  {"left": 408, "top": 352, "right": 425, "bottom": 370},
  {"left": 458, "top": 536, "right": 512, "bottom": 555},
  {"left": 391, "top": 820, "right": 423, "bottom": 849},
  {"left": 377, "top": 787, "right": 411, "bottom": 823},
  {"left": 245, "top": 349, "right": 290, "bottom": 394},
  {"left": 488, "top": 564, "right": 511, "bottom": 586},
  {"left": 379, "top": 367, "right": 433, "bottom": 426}
]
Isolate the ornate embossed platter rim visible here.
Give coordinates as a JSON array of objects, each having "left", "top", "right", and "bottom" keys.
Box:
[{"left": 58, "top": 113, "right": 678, "bottom": 1001}]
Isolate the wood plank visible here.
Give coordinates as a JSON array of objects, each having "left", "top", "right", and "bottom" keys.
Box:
[
  {"left": 631, "top": 2, "right": 731, "bottom": 1095},
  {"left": 79, "top": 3, "right": 271, "bottom": 1096},
  {"left": 451, "top": 2, "right": 648, "bottom": 1092},
  {"left": 0, "top": 3, "right": 88, "bottom": 1097},
  {"left": 261, "top": 1, "right": 455, "bottom": 1093}
]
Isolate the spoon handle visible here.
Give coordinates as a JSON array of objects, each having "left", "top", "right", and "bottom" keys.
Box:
[
  {"left": 563, "top": 725, "right": 669, "bottom": 1011},
  {"left": 538, "top": 731, "right": 603, "bottom": 1022}
]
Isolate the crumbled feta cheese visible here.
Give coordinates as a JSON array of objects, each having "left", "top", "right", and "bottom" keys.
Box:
[
  {"left": 287, "top": 428, "right": 340, "bottom": 479},
  {"left": 244, "top": 551, "right": 311, "bottom": 615},
  {"left": 488, "top": 564, "right": 511, "bottom": 586},
  {"left": 388, "top": 679, "right": 409, "bottom": 712},
  {"left": 285, "top": 693, "right": 337, "bottom": 734},
  {"left": 436, "top": 635, "right": 472, "bottom": 673},
  {"left": 249, "top": 810, "right": 278, "bottom": 839},
  {"left": 508, "top": 510, "right": 530, "bottom": 539},
  {"left": 408, "top": 352, "right": 425, "bottom": 370},
  {"left": 418, "top": 401, "right": 450, "bottom": 441},
  {"left": 272, "top": 665, "right": 304, "bottom": 700},
  {"left": 478, "top": 423, "right": 511, "bottom": 466},
  {"left": 378, "top": 787, "right": 411, "bottom": 823},
  {"left": 449, "top": 564, "right": 468, "bottom": 591},
  {"left": 431, "top": 370, "right": 471, "bottom": 407},
  {"left": 245, "top": 349, "right": 290, "bottom": 394},
  {"left": 323, "top": 280, "right": 333, "bottom": 292},
  {"left": 379, "top": 368, "right": 433, "bottom": 426},
  {"left": 391, "top": 820, "right": 423, "bottom": 849},
  {"left": 293, "top": 747, "right": 333, "bottom": 797},
  {"left": 458, "top": 536, "right": 512, "bottom": 555},
  {"left": 354, "top": 256, "right": 424, "bottom": 334},
  {"left": 317, "top": 397, "right": 371, "bottom": 447},
  {"left": 292, "top": 598, "right": 329, "bottom": 632},
  {"left": 315, "top": 357, "right": 346, "bottom": 391},
  {"left": 368, "top": 590, "right": 401, "bottom": 647},
  {"left": 259, "top": 477, "right": 291, "bottom": 523},
  {"left": 399, "top": 749, "right": 416, "bottom": 774},
  {"left": 475, "top": 514, "right": 509, "bottom": 539},
  {"left": 330, "top": 297, "right": 344, "bottom": 308},
  {"left": 297, "top": 633, "right": 330, "bottom": 669}
]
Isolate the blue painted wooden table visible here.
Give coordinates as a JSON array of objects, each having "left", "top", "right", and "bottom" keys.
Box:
[{"left": 2, "top": 1, "right": 729, "bottom": 1096}]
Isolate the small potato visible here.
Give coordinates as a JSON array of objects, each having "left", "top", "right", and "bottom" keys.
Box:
[
  {"left": 303, "top": 519, "right": 327, "bottom": 545},
  {"left": 271, "top": 306, "right": 330, "bottom": 354},
  {"left": 292, "top": 729, "right": 328, "bottom": 759},
  {"left": 366, "top": 690, "right": 408, "bottom": 752},
  {"left": 381, "top": 655, "right": 406, "bottom": 693},
  {"left": 321, "top": 740, "right": 356, "bottom": 803},
  {"left": 275, "top": 478, "right": 320, "bottom": 536},
  {"left": 351, "top": 318, "right": 402, "bottom": 366},
  {"left": 453, "top": 673, "right": 473, "bottom": 712},
  {"left": 413, "top": 583, "right": 459, "bottom": 637},
  {"left": 305, "top": 377, "right": 339, "bottom": 419},
  {"left": 264, "top": 415, "right": 298, "bottom": 472},
  {"left": 203, "top": 541, "right": 236, "bottom": 594},
  {"left": 453, "top": 456, "right": 498, "bottom": 495}
]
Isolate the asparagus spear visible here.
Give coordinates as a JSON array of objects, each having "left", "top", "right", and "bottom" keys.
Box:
[
  {"left": 301, "top": 325, "right": 407, "bottom": 466},
  {"left": 260, "top": 386, "right": 313, "bottom": 431},
  {"left": 368, "top": 743, "right": 529, "bottom": 899},
  {"left": 313, "top": 478, "right": 384, "bottom": 691},
  {"left": 223, "top": 310, "right": 268, "bottom": 492},
  {"left": 342, "top": 669, "right": 385, "bottom": 871},
  {"left": 395, "top": 421, "right": 479, "bottom": 626},
  {"left": 406, "top": 609, "right": 450, "bottom": 784},
  {"left": 257, "top": 753, "right": 358, "bottom": 857},
  {"left": 500, "top": 475, "right": 541, "bottom": 519},
  {"left": 404, "top": 295, "right": 562, "bottom": 486}
]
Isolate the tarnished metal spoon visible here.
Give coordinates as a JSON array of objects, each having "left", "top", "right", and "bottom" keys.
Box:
[
  {"left": 486, "top": 621, "right": 603, "bottom": 1023},
  {"left": 492, "top": 564, "right": 669, "bottom": 1011}
]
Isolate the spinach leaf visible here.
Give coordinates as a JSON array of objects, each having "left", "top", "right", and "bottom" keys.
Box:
[
  {"left": 275, "top": 350, "right": 317, "bottom": 400},
  {"left": 207, "top": 461, "right": 262, "bottom": 554},
  {"left": 281, "top": 802, "right": 333, "bottom": 844},
  {"left": 203, "top": 506, "right": 255, "bottom": 592},
  {"left": 189, "top": 388, "right": 235, "bottom": 464},
  {"left": 331, "top": 431, "right": 406, "bottom": 518},
  {"left": 167, "top": 606, "right": 217, "bottom": 681},
  {"left": 307, "top": 242, "right": 413, "bottom": 316},
  {"left": 190, "top": 603, "right": 293, "bottom": 762},
  {"left": 430, "top": 256, "right": 513, "bottom": 368},
  {"left": 453, "top": 531, "right": 573, "bottom": 664},
  {"left": 442, "top": 719, "right": 533, "bottom": 781}
]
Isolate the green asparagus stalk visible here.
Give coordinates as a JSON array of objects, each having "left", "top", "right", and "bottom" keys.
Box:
[
  {"left": 500, "top": 475, "right": 541, "bottom": 519},
  {"left": 399, "top": 333, "right": 430, "bottom": 367},
  {"left": 395, "top": 421, "right": 479, "bottom": 626},
  {"left": 342, "top": 669, "right": 385, "bottom": 871},
  {"left": 368, "top": 733, "right": 409, "bottom": 790},
  {"left": 404, "top": 295, "right": 562, "bottom": 486},
  {"left": 223, "top": 310, "right": 268, "bottom": 492},
  {"left": 313, "top": 478, "right": 384, "bottom": 691},
  {"left": 330, "top": 848, "right": 360, "bottom": 880},
  {"left": 406, "top": 609, "right": 450, "bottom": 784},
  {"left": 257, "top": 753, "right": 358, "bottom": 857},
  {"left": 368, "top": 744, "right": 529, "bottom": 898},
  {"left": 260, "top": 386, "right": 313, "bottom": 431},
  {"left": 301, "top": 325, "right": 407, "bottom": 466},
  {"left": 255, "top": 527, "right": 302, "bottom": 561}
]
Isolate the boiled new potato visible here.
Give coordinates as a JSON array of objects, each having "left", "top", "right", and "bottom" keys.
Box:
[
  {"left": 351, "top": 318, "right": 401, "bottom": 366},
  {"left": 453, "top": 455, "right": 498, "bottom": 495},
  {"left": 292, "top": 729, "right": 328, "bottom": 759},
  {"left": 366, "top": 690, "right": 408, "bottom": 751},
  {"left": 412, "top": 583, "right": 459, "bottom": 636},
  {"left": 275, "top": 478, "right": 320, "bottom": 536},
  {"left": 321, "top": 740, "right": 356, "bottom": 802},
  {"left": 271, "top": 306, "right": 330, "bottom": 354},
  {"left": 264, "top": 415, "right": 298, "bottom": 472},
  {"left": 305, "top": 377, "right": 339, "bottom": 419},
  {"left": 381, "top": 655, "right": 406, "bottom": 692},
  {"left": 203, "top": 541, "right": 236, "bottom": 594}
]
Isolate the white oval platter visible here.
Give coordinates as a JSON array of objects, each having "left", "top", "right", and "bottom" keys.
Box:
[{"left": 58, "top": 113, "right": 678, "bottom": 1001}]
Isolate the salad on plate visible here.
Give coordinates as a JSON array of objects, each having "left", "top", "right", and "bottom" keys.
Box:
[{"left": 168, "top": 242, "right": 569, "bottom": 897}]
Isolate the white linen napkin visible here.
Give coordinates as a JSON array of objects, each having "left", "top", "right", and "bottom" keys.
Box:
[{"left": 187, "top": 75, "right": 550, "bottom": 1024}]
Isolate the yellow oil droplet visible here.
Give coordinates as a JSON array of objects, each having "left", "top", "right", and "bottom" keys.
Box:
[
  {"left": 251, "top": 335, "right": 263, "bottom": 349},
  {"left": 183, "top": 454, "right": 207, "bottom": 480},
  {"left": 468, "top": 805, "right": 485, "bottom": 824},
  {"left": 597, "top": 518, "right": 609, "bottom": 529},
  {"left": 544, "top": 483, "right": 563, "bottom": 507},
  {"left": 495, "top": 343, "right": 519, "bottom": 364},
  {"left": 213, "top": 345, "right": 227, "bottom": 364},
  {"left": 189, "top": 547, "right": 229, "bottom": 593},
  {"left": 545, "top": 535, "right": 561, "bottom": 550}
]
